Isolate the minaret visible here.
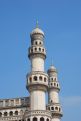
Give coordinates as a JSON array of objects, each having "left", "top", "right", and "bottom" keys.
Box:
[
  {"left": 25, "top": 23, "right": 51, "bottom": 121},
  {"left": 47, "top": 65, "right": 63, "bottom": 121}
]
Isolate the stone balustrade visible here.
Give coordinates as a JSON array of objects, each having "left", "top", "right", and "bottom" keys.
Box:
[
  {"left": 0, "top": 97, "right": 30, "bottom": 108},
  {"left": 25, "top": 110, "right": 51, "bottom": 118}
]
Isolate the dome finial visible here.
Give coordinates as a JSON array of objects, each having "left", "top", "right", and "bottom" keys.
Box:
[
  {"left": 30, "top": 21, "right": 44, "bottom": 36},
  {"left": 51, "top": 57, "right": 53, "bottom": 66},
  {"left": 36, "top": 20, "right": 39, "bottom": 28}
]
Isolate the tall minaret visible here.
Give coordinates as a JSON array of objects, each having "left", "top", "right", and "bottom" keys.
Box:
[
  {"left": 25, "top": 23, "right": 51, "bottom": 121},
  {"left": 47, "top": 65, "right": 63, "bottom": 121}
]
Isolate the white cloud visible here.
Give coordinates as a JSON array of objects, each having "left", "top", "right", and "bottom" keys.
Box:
[{"left": 60, "top": 96, "right": 81, "bottom": 107}]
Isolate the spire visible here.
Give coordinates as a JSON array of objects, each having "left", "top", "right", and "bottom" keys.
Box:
[
  {"left": 51, "top": 57, "right": 54, "bottom": 66},
  {"left": 36, "top": 20, "right": 39, "bottom": 28},
  {"left": 30, "top": 21, "right": 44, "bottom": 36}
]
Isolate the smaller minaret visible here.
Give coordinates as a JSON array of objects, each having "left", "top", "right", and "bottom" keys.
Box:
[{"left": 47, "top": 65, "right": 63, "bottom": 121}]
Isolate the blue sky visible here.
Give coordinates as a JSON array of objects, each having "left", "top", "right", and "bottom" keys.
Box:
[{"left": 0, "top": 0, "right": 81, "bottom": 121}]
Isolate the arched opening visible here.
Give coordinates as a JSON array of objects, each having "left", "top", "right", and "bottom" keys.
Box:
[
  {"left": 55, "top": 107, "right": 58, "bottom": 110},
  {"left": 31, "top": 48, "right": 33, "bottom": 52},
  {"left": 51, "top": 100, "right": 53, "bottom": 103},
  {"left": 51, "top": 83, "right": 52, "bottom": 86},
  {"left": 29, "top": 77, "right": 32, "bottom": 83},
  {"left": 51, "top": 78, "right": 53, "bottom": 81},
  {"left": 35, "top": 48, "right": 37, "bottom": 51},
  {"left": 39, "top": 42, "right": 42, "bottom": 45},
  {"left": 40, "top": 117, "right": 44, "bottom": 121},
  {"left": 46, "top": 118, "right": 49, "bottom": 121},
  {"left": 42, "top": 49, "right": 44, "bottom": 52},
  {"left": 9, "top": 111, "right": 13, "bottom": 116},
  {"left": 39, "top": 48, "right": 41, "bottom": 51},
  {"left": 34, "top": 76, "right": 37, "bottom": 81},
  {"left": 39, "top": 76, "right": 42, "bottom": 81},
  {"left": 27, "top": 118, "right": 30, "bottom": 121},
  {"left": 4, "top": 112, "right": 7, "bottom": 116},
  {"left": 35, "top": 41, "right": 37, "bottom": 45},
  {"left": 0, "top": 112, "right": 2, "bottom": 117},
  {"left": 33, "top": 117, "right": 37, "bottom": 121},
  {"left": 57, "top": 84, "right": 58, "bottom": 87},
  {"left": 44, "top": 77, "right": 46, "bottom": 82},
  {"left": 15, "top": 111, "right": 18, "bottom": 115},
  {"left": 51, "top": 107, "right": 54, "bottom": 110},
  {"left": 20, "top": 110, "right": 23, "bottom": 115}
]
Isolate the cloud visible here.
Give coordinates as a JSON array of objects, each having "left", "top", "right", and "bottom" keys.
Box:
[{"left": 60, "top": 96, "right": 81, "bottom": 107}]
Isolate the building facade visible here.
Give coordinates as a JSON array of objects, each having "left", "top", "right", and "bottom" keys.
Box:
[{"left": 0, "top": 25, "right": 63, "bottom": 121}]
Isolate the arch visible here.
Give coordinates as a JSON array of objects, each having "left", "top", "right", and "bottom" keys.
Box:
[
  {"left": 55, "top": 107, "right": 58, "bottom": 110},
  {"left": 51, "top": 107, "right": 54, "bottom": 110},
  {"left": 39, "top": 48, "right": 41, "bottom": 51},
  {"left": 35, "top": 48, "right": 37, "bottom": 51},
  {"left": 27, "top": 118, "right": 30, "bottom": 121},
  {"left": 57, "top": 83, "right": 58, "bottom": 87},
  {"left": 39, "top": 41, "right": 42, "bottom": 45},
  {"left": 46, "top": 118, "right": 49, "bottom": 121},
  {"left": 31, "top": 48, "right": 33, "bottom": 52},
  {"left": 51, "top": 78, "right": 53, "bottom": 81},
  {"left": 51, "top": 83, "right": 52, "bottom": 86},
  {"left": 34, "top": 76, "right": 37, "bottom": 81},
  {"left": 15, "top": 111, "right": 18, "bottom": 115},
  {"left": 20, "top": 110, "right": 23, "bottom": 115},
  {"left": 0, "top": 112, "right": 2, "bottom": 117},
  {"left": 39, "top": 76, "right": 42, "bottom": 81},
  {"left": 44, "top": 77, "right": 46, "bottom": 82},
  {"left": 35, "top": 41, "right": 37, "bottom": 45},
  {"left": 29, "top": 77, "right": 32, "bottom": 83},
  {"left": 42, "top": 49, "right": 44, "bottom": 52},
  {"left": 40, "top": 117, "right": 44, "bottom": 121},
  {"left": 33, "top": 117, "right": 37, "bottom": 121},
  {"left": 9, "top": 111, "right": 13, "bottom": 116},
  {"left": 4, "top": 112, "right": 7, "bottom": 116},
  {"left": 51, "top": 100, "right": 53, "bottom": 103}
]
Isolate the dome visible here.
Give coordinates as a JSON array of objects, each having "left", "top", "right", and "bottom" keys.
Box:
[
  {"left": 50, "top": 65, "right": 56, "bottom": 70},
  {"left": 30, "top": 27, "right": 44, "bottom": 36},
  {"left": 47, "top": 65, "right": 57, "bottom": 73}
]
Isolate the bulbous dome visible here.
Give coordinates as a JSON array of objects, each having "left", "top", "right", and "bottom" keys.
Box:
[
  {"left": 50, "top": 65, "right": 56, "bottom": 70},
  {"left": 47, "top": 65, "right": 57, "bottom": 73},
  {"left": 30, "top": 27, "right": 44, "bottom": 37}
]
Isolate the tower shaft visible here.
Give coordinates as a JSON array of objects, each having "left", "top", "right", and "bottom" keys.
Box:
[
  {"left": 48, "top": 89, "right": 59, "bottom": 103},
  {"left": 30, "top": 90, "right": 46, "bottom": 110},
  {"left": 27, "top": 26, "right": 49, "bottom": 112},
  {"left": 31, "top": 57, "right": 44, "bottom": 71},
  {"left": 47, "top": 66, "right": 63, "bottom": 121}
]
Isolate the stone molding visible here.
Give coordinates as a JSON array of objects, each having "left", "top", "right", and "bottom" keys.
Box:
[{"left": 24, "top": 110, "right": 51, "bottom": 118}]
